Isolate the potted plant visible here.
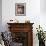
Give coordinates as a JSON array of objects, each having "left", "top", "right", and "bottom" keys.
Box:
[{"left": 36, "top": 25, "right": 45, "bottom": 46}]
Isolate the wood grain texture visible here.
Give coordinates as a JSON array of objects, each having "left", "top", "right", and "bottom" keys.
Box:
[{"left": 7, "top": 23, "right": 34, "bottom": 46}]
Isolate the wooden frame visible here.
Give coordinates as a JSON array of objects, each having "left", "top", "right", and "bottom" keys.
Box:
[{"left": 15, "top": 3, "right": 26, "bottom": 16}]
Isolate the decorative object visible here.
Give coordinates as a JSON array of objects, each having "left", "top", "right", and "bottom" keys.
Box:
[
  {"left": 0, "top": 32, "right": 5, "bottom": 46},
  {"left": 44, "top": 31, "right": 46, "bottom": 40},
  {"left": 1, "top": 31, "right": 12, "bottom": 46},
  {"left": 8, "top": 19, "right": 19, "bottom": 23},
  {"left": 15, "top": 3, "right": 26, "bottom": 16},
  {"left": 25, "top": 20, "right": 30, "bottom": 23},
  {"left": 36, "top": 25, "right": 45, "bottom": 46}
]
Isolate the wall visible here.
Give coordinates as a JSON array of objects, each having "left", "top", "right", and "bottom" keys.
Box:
[
  {"left": 2, "top": 0, "right": 46, "bottom": 46},
  {"left": 2, "top": 0, "right": 40, "bottom": 30},
  {"left": 40, "top": 0, "right": 46, "bottom": 31},
  {"left": 40, "top": 0, "right": 46, "bottom": 13},
  {"left": 0, "top": 0, "right": 2, "bottom": 32}
]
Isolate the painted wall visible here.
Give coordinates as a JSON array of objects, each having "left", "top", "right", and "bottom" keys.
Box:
[
  {"left": 40, "top": 0, "right": 46, "bottom": 13},
  {"left": 40, "top": 0, "right": 46, "bottom": 31},
  {"left": 0, "top": 0, "right": 2, "bottom": 32},
  {"left": 2, "top": 0, "right": 46, "bottom": 46},
  {"left": 2, "top": 0, "right": 40, "bottom": 31}
]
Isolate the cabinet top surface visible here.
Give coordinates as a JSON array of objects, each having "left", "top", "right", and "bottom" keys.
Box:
[{"left": 7, "top": 23, "right": 34, "bottom": 25}]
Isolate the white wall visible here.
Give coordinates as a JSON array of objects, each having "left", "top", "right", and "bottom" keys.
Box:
[
  {"left": 2, "top": 0, "right": 40, "bottom": 31},
  {"left": 40, "top": 0, "right": 46, "bottom": 31},
  {"left": 40, "top": 0, "right": 46, "bottom": 13},
  {"left": 2, "top": 0, "right": 46, "bottom": 46},
  {"left": 0, "top": 0, "right": 2, "bottom": 32}
]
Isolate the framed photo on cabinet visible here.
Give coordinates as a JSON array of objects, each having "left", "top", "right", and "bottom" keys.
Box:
[{"left": 15, "top": 3, "right": 26, "bottom": 16}]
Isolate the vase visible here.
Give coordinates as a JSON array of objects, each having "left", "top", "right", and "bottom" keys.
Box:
[{"left": 39, "top": 40, "right": 45, "bottom": 46}]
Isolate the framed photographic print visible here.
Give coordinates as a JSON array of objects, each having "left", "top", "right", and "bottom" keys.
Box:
[{"left": 15, "top": 3, "right": 26, "bottom": 16}]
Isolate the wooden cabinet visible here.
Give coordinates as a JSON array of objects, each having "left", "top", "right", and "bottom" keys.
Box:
[{"left": 7, "top": 23, "right": 34, "bottom": 46}]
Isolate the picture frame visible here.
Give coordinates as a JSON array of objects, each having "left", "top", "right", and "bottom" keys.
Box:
[{"left": 15, "top": 3, "right": 26, "bottom": 16}]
